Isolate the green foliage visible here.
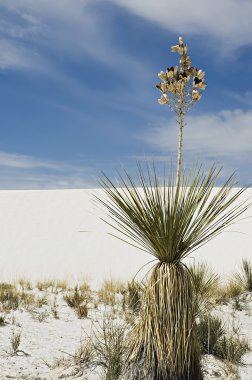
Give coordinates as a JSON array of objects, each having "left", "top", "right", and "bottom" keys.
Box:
[
  {"left": 189, "top": 262, "right": 219, "bottom": 314},
  {"left": 235, "top": 259, "right": 252, "bottom": 292},
  {"left": 197, "top": 314, "right": 225, "bottom": 355},
  {"left": 93, "top": 317, "right": 127, "bottom": 380},
  {"left": 214, "top": 333, "right": 249, "bottom": 364},
  {"left": 98, "top": 164, "right": 249, "bottom": 265},
  {"left": 126, "top": 280, "right": 142, "bottom": 313}
]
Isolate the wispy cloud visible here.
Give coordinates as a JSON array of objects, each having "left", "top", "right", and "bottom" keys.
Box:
[
  {"left": 0, "top": 151, "right": 76, "bottom": 170},
  {"left": 140, "top": 108, "right": 252, "bottom": 158},
  {"left": 0, "top": 1, "right": 150, "bottom": 79},
  {"left": 0, "top": 151, "right": 98, "bottom": 189},
  {"left": 110, "top": 0, "right": 252, "bottom": 52}
]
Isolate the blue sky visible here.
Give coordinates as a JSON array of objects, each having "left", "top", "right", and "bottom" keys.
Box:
[{"left": 0, "top": 0, "right": 252, "bottom": 189}]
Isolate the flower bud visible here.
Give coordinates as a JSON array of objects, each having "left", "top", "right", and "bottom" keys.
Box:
[
  {"left": 158, "top": 94, "right": 168, "bottom": 105},
  {"left": 158, "top": 71, "right": 167, "bottom": 82},
  {"left": 192, "top": 89, "right": 202, "bottom": 102}
]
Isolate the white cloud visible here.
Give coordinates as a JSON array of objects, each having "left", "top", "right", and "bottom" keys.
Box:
[
  {"left": 0, "top": 151, "right": 97, "bottom": 189},
  {"left": 0, "top": 38, "right": 41, "bottom": 70},
  {"left": 0, "top": 0, "right": 151, "bottom": 92},
  {"left": 109, "top": 0, "right": 252, "bottom": 51},
  {"left": 0, "top": 151, "right": 76, "bottom": 170},
  {"left": 141, "top": 109, "right": 252, "bottom": 158}
]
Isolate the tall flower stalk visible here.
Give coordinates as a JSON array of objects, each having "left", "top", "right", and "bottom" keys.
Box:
[
  {"left": 98, "top": 37, "right": 250, "bottom": 380},
  {"left": 157, "top": 37, "right": 206, "bottom": 187}
]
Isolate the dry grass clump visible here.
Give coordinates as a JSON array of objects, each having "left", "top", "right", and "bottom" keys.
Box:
[
  {"left": 122, "top": 280, "right": 143, "bottom": 314},
  {"left": 64, "top": 285, "right": 92, "bottom": 319},
  {"left": 0, "top": 283, "right": 20, "bottom": 311},
  {"left": 98, "top": 279, "right": 126, "bottom": 306},
  {"left": 10, "top": 329, "right": 22, "bottom": 355},
  {"left": 92, "top": 316, "right": 127, "bottom": 380},
  {"left": 36, "top": 279, "right": 56, "bottom": 292},
  {"left": 36, "top": 294, "right": 49, "bottom": 308},
  {"left": 214, "top": 280, "right": 243, "bottom": 305},
  {"left": 19, "top": 291, "right": 36, "bottom": 311},
  {"left": 50, "top": 295, "right": 59, "bottom": 319},
  {"left": 18, "top": 278, "right": 32, "bottom": 291},
  {"left": 197, "top": 314, "right": 250, "bottom": 365},
  {"left": 214, "top": 331, "right": 250, "bottom": 365}
]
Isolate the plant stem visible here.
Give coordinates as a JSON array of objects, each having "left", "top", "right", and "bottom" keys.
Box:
[{"left": 176, "top": 91, "right": 185, "bottom": 188}]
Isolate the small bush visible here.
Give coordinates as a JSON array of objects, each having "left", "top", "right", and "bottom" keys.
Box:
[
  {"left": 31, "top": 309, "right": 49, "bottom": 322},
  {"left": 214, "top": 333, "right": 249, "bottom": 364},
  {"left": 64, "top": 286, "right": 91, "bottom": 318},
  {"left": 0, "top": 284, "right": 20, "bottom": 311},
  {"left": 197, "top": 314, "right": 225, "bottom": 355},
  {"left": 10, "top": 329, "right": 21, "bottom": 354},
  {"left": 19, "top": 279, "right": 32, "bottom": 291},
  {"left": 36, "top": 279, "right": 56, "bottom": 292},
  {"left": 0, "top": 314, "right": 7, "bottom": 326},
  {"left": 189, "top": 262, "right": 219, "bottom": 314},
  {"left": 93, "top": 317, "right": 127, "bottom": 380},
  {"left": 51, "top": 296, "right": 59, "bottom": 319},
  {"left": 36, "top": 294, "right": 48, "bottom": 308},
  {"left": 215, "top": 280, "right": 243, "bottom": 304},
  {"left": 20, "top": 291, "right": 35, "bottom": 310},
  {"left": 125, "top": 280, "right": 142, "bottom": 313},
  {"left": 235, "top": 259, "right": 252, "bottom": 292},
  {"left": 76, "top": 303, "right": 88, "bottom": 319},
  {"left": 98, "top": 279, "right": 126, "bottom": 306}
]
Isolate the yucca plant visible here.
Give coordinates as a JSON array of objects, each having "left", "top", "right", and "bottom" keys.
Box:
[
  {"left": 97, "top": 37, "right": 250, "bottom": 380},
  {"left": 235, "top": 259, "right": 252, "bottom": 292},
  {"left": 189, "top": 262, "right": 219, "bottom": 315}
]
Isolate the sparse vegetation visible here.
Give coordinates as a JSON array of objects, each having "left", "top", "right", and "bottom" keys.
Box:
[
  {"left": 235, "top": 259, "right": 252, "bottom": 292},
  {"left": 63, "top": 285, "right": 91, "bottom": 318},
  {"left": 10, "top": 329, "right": 22, "bottom": 355},
  {"left": 189, "top": 262, "right": 219, "bottom": 314},
  {"left": 214, "top": 330, "right": 249, "bottom": 365},
  {"left": 92, "top": 316, "right": 127, "bottom": 380},
  {"left": 197, "top": 314, "right": 225, "bottom": 355},
  {"left": 98, "top": 279, "right": 126, "bottom": 306}
]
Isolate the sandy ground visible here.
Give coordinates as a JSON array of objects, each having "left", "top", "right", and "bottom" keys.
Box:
[{"left": 0, "top": 286, "right": 252, "bottom": 379}]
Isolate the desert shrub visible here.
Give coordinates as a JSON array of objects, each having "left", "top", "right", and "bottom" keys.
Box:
[
  {"left": 197, "top": 314, "right": 225, "bottom": 355},
  {"left": 189, "top": 262, "right": 219, "bottom": 314},
  {"left": 64, "top": 286, "right": 91, "bottom": 318},
  {"left": 0, "top": 284, "right": 20, "bottom": 311},
  {"left": 20, "top": 291, "right": 35, "bottom": 310},
  {"left": 55, "top": 280, "right": 68, "bottom": 292},
  {"left": 235, "top": 259, "right": 252, "bottom": 292},
  {"left": 31, "top": 309, "right": 49, "bottom": 322},
  {"left": 51, "top": 296, "right": 59, "bottom": 319},
  {"left": 10, "top": 329, "right": 21, "bottom": 354},
  {"left": 93, "top": 317, "right": 127, "bottom": 380},
  {"left": 214, "top": 333, "right": 249, "bottom": 364},
  {"left": 215, "top": 280, "right": 243, "bottom": 305},
  {"left": 98, "top": 279, "right": 126, "bottom": 306},
  {"left": 18, "top": 279, "right": 32, "bottom": 291},
  {"left": 36, "top": 279, "right": 56, "bottom": 292},
  {"left": 0, "top": 314, "right": 7, "bottom": 326},
  {"left": 74, "top": 336, "right": 95, "bottom": 371},
  {"left": 124, "top": 280, "right": 142, "bottom": 313},
  {"left": 36, "top": 294, "right": 48, "bottom": 308}
]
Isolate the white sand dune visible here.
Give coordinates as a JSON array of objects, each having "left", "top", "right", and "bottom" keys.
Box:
[{"left": 0, "top": 188, "right": 251, "bottom": 286}]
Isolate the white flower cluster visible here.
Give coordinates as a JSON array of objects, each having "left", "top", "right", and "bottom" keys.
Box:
[{"left": 157, "top": 37, "right": 206, "bottom": 107}]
